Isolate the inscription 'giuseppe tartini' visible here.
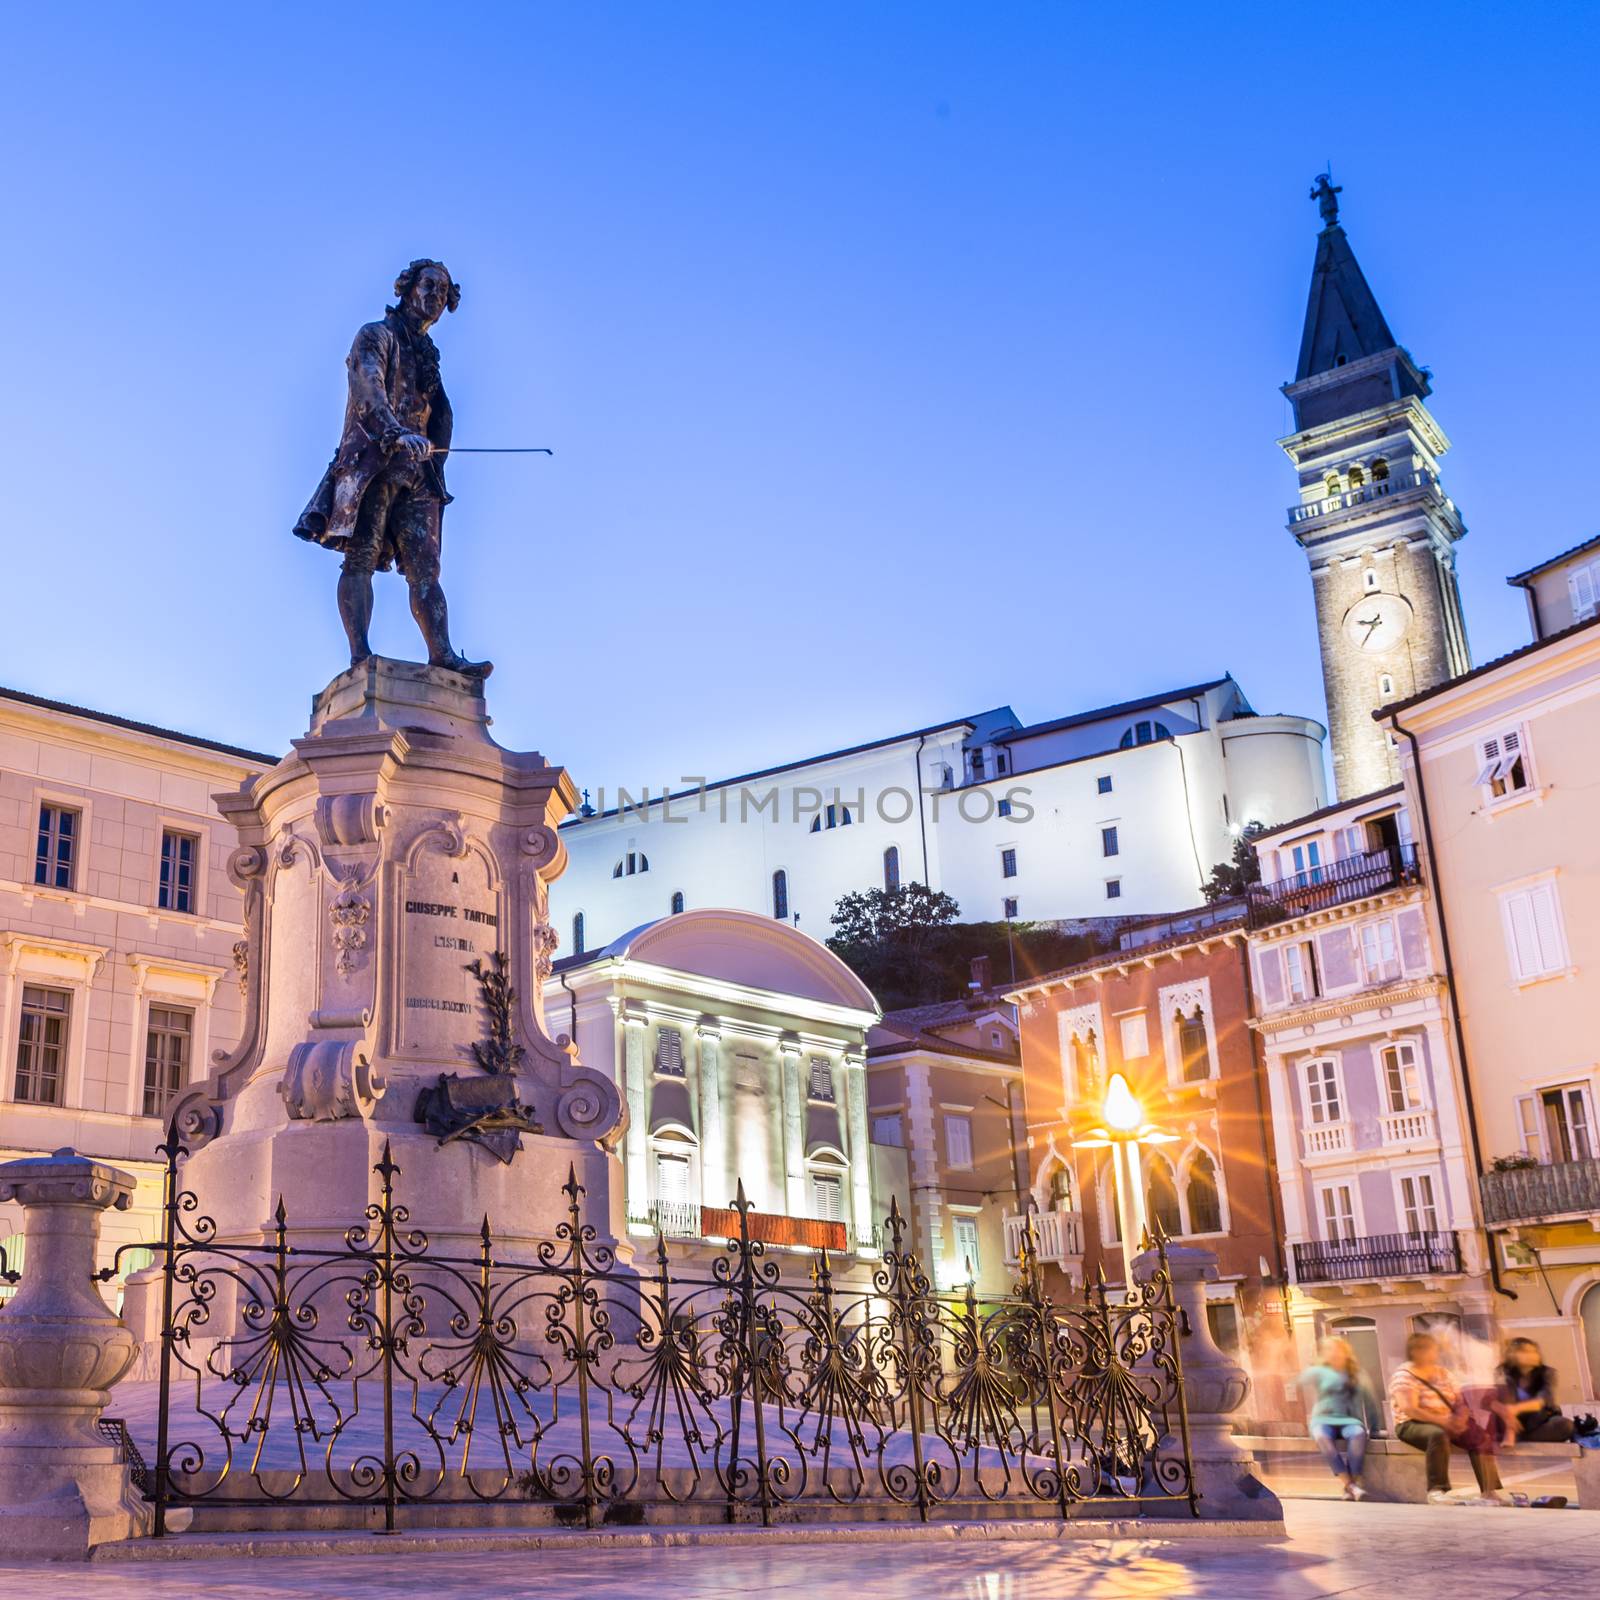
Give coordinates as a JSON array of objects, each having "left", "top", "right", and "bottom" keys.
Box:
[{"left": 405, "top": 900, "right": 498, "bottom": 926}]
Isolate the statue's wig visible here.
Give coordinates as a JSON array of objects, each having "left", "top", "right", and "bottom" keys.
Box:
[{"left": 393, "top": 259, "right": 461, "bottom": 314}]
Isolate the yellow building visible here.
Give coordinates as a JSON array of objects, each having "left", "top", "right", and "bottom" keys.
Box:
[{"left": 1380, "top": 591, "right": 1600, "bottom": 1399}]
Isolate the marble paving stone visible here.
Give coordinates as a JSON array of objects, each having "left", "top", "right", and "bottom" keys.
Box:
[{"left": 2, "top": 1501, "right": 1599, "bottom": 1597}]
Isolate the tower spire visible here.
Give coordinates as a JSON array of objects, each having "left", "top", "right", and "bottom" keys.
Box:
[{"left": 1294, "top": 178, "right": 1400, "bottom": 383}]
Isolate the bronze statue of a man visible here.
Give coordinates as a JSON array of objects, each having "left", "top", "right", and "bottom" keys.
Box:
[{"left": 294, "top": 259, "right": 491, "bottom": 678}]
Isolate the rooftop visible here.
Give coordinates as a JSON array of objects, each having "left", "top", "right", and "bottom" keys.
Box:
[
  {"left": 0, "top": 682, "right": 279, "bottom": 767},
  {"left": 1375, "top": 611, "right": 1600, "bottom": 719},
  {"left": 999, "top": 678, "right": 1235, "bottom": 745},
  {"left": 1249, "top": 783, "right": 1404, "bottom": 845},
  {"left": 1506, "top": 533, "right": 1600, "bottom": 587},
  {"left": 1004, "top": 905, "right": 1247, "bottom": 1000}
]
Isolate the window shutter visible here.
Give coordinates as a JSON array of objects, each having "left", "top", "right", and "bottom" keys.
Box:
[
  {"left": 1504, "top": 890, "right": 1541, "bottom": 981},
  {"left": 1530, "top": 883, "right": 1566, "bottom": 973},
  {"left": 1570, "top": 563, "right": 1598, "bottom": 620},
  {"left": 1515, "top": 1093, "right": 1542, "bottom": 1157}
]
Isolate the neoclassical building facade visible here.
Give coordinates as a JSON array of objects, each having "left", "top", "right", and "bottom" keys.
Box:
[
  {"left": 0, "top": 686, "right": 270, "bottom": 1286},
  {"left": 545, "top": 909, "right": 886, "bottom": 1265}
]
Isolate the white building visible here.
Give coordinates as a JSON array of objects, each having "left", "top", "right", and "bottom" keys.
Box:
[
  {"left": 554, "top": 676, "right": 1326, "bottom": 955},
  {"left": 0, "top": 685, "right": 270, "bottom": 1287}
]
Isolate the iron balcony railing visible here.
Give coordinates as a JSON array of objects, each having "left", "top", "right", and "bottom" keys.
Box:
[
  {"left": 1293, "top": 1230, "right": 1462, "bottom": 1285},
  {"left": 1249, "top": 843, "right": 1420, "bottom": 926},
  {"left": 1481, "top": 1157, "right": 1600, "bottom": 1225}
]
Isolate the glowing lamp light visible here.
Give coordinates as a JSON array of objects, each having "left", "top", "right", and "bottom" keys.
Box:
[{"left": 1102, "top": 1072, "right": 1143, "bottom": 1135}]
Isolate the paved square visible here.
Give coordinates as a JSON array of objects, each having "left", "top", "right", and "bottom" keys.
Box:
[{"left": 2, "top": 1502, "right": 1598, "bottom": 1598}]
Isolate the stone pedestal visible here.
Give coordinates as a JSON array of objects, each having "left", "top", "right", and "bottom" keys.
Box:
[
  {"left": 0, "top": 1150, "right": 151, "bottom": 1558},
  {"left": 1136, "top": 1243, "right": 1282, "bottom": 1522},
  {"left": 164, "top": 658, "right": 627, "bottom": 1281}
]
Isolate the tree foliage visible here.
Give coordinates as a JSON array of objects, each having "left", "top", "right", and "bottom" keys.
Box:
[
  {"left": 827, "top": 884, "right": 1107, "bottom": 1008},
  {"left": 1200, "top": 820, "right": 1269, "bottom": 903}
]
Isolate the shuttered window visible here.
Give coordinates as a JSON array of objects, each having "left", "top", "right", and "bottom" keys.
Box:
[
  {"left": 1474, "top": 727, "right": 1531, "bottom": 798},
  {"left": 809, "top": 1172, "right": 844, "bottom": 1221},
  {"left": 1500, "top": 881, "right": 1568, "bottom": 982},
  {"left": 1569, "top": 560, "right": 1599, "bottom": 622}
]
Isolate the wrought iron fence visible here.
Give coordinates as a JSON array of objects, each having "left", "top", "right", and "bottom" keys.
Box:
[{"left": 101, "top": 1131, "right": 1195, "bottom": 1535}]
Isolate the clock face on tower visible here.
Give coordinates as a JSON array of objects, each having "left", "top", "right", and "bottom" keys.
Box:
[{"left": 1341, "top": 593, "right": 1413, "bottom": 654}]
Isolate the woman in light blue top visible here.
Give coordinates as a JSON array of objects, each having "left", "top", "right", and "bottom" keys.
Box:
[{"left": 1298, "top": 1337, "right": 1382, "bottom": 1499}]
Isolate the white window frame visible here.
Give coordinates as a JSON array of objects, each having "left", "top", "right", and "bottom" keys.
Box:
[
  {"left": 1568, "top": 558, "right": 1600, "bottom": 622},
  {"left": 1359, "top": 917, "right": 1401, "bottom": 985},
  {"left": 950, "top": 1212, "right": 982, "bottom": 1280},
  {"left": 1518, "top": 1080, "right": 1598, "bottom": 1164},
  {"left": 943, "top": 1111, "right": 974, "bottom": 1170},
  {"left": 1282, "top": 940, "right": 1318, "bottom": 1003},
  {"left": 870, "top": 1112, "right": 904, "bottom": 1147},
  {"left": 1379, "top": 1038, "right": 1427, "bottom": 1113},
  {"left": 1117, "top": 1010, "right": 1149, "bottom": 1061},
  {"left": 1314, "top": 1178, "right": 1363, "bottom": 1245},
  {"left": 1300, "top": 1055, "right": 1345, "bottom": 1126},
  {"left": 1158, "top": 978, "right": 1218, "bottom": 1087},
  {"left": 1057, "top": 1005, "right": 1104, "bottom": 1107},
  {"left": 1392, "top": 1167, "right": 1443, "bottom": 1236},
  {"left": 808, "top": 1166, "right": 847, "bottom": 1223},
  {"left": 1473, "top": 724, "right": 1535, "bottom": 803},
  {"left": 1497, "top": 875, "right": 1571, "bottom": 985}
]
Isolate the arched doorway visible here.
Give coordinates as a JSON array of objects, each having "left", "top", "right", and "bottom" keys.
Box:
[
  {"left": 1328, "top": 1314, "right": 1383, "bottom": 1397},
  {"left": 1581, "top": 1282, "right": 1600, "bottom": 1399}
]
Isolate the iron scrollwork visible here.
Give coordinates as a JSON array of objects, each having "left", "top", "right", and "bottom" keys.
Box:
[{"left": 117, "top": 1135, "right": 1196, "bottom": 1537}]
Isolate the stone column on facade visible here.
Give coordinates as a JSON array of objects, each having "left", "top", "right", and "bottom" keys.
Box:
[
  {"left": 695, "top": 1019, "right": 726, "bottom": 1209},
  {"left": 0, "top": 1149, "right": 152, "bottom": 1557},
  {"left": 1134, "top": 1242, "right": 1282, "bottom": 1522},
  {"left": 843, "top": 1051, "right": 871, "bottom": 1249},
  {"left": 622, "top": 1005, "right": 649, "bottom": 1222},
  {"left": 779, "top": 1034, "right": 806, "bottom": 1217}
]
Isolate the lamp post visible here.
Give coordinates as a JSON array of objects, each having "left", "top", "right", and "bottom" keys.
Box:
[{"left": 1073, "top": 1070, "right": 1176, "bottom": 1295}]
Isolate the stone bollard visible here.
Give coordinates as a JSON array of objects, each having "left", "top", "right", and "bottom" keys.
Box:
[
  {"left": 1135, "top": 1242, "right": 1282, "bottom": 1521},
  {"left": 0, "top": 1148, "right": 152, "bottom": 1558}
]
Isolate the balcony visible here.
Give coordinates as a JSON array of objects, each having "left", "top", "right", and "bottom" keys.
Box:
[
  {"left": 1003, "top": 1208, "right": 1085, "bottom": 1268},
  {"left": 1381, "top": 1109, "right": 1437, "bottom": 1148},
  {"left": 1286, "top": 468, "right": 1452, "bottom": 527},
  {"left": 628, "top": 1199, "right": 703, "bottom": 1239},
  {"left": 1481, "top": 1158, "right": 1600, "bottom": 1226},
  {"left": 1249, "top": 844, "right": 1420, "bottom": 927},
  {"left": 1293, "top": 1230, "right": 1462, "bottom": 1285},
  {"left": 1301, "top": 1122, "right": 1352, "bottom": 1159}
]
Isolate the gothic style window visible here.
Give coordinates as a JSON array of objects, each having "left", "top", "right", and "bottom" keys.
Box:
[
  {"left": 1177, "top": 1006, "right": 1210, "bottom": 1082},
  {"left": 1048, "top": 1164, "right": 1075, "bottom": 1210},
  {"left": 159, "top": 829, "right": 198, "bottom": 913},
  {"left": 15, "top": 985, "right": 70, "bottom": 1105},
  {"left": 670, "top": 890, "right": 685, "bottom": 914},
  {"left": 571, "top": 912, "right": 585, "bottom": 955},
  {"left": 1146, "top": 1155, "right": 1182, "bottom": 1239},
  {"left": 883, "top": 846, "right": 900, "bottom": 892},
  {"left": 34, "top": 804, "right": 78, "bottom": 890},
  {"left": 143, "top": 1005, "right": 192, "bottom": 1119},
  {"left": 772, "top": 870, "right": 789, "bottom": 921},
  {"left": 1185, "top": 1151, "right": 1222, "bottom": 1234},
  {"left": 1066, "top": 1028, "right": 1101, "bottom": 1101}
]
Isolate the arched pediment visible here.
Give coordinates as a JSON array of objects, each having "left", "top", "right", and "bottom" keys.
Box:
[{"left": 601, "top": 909, "right": 879, "bottom": 1014}]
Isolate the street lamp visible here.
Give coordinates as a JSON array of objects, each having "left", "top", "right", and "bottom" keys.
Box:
[{"left": 1073, "top": 1070, "right": 1177, "bottom": 1293}]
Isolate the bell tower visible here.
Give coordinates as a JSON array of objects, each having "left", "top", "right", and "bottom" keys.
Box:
[{"left": 1281, "top": 176, "right": 1471, "bottom": 799}]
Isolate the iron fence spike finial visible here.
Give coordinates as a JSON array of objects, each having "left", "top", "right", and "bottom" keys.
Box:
[
  {"left": 480, "top": 1214, "right": 492, "bottom": 1247},
  {"left": 274, "top": 1196, "right": 287, "bottom": 1227}
]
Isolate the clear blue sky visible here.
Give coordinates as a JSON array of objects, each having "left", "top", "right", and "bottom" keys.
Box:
[{"left": 6, "top": 3, "right": 1597, "bottom": 791}]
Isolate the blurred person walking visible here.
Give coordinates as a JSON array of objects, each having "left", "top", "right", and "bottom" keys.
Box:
[{"left": 1299, "top": 1337, "right": 1381, "bottom": 1499}]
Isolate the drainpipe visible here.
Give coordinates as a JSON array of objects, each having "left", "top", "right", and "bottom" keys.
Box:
[
  {"left": 914, "top": 733, "right": 931, "bottom": 884},
  {"left": 1387, "top": 711, "right": 1516, "bottom": 1302},
  {"left": 558, "top": 968, "right": 579, "bottom": 1050}
]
